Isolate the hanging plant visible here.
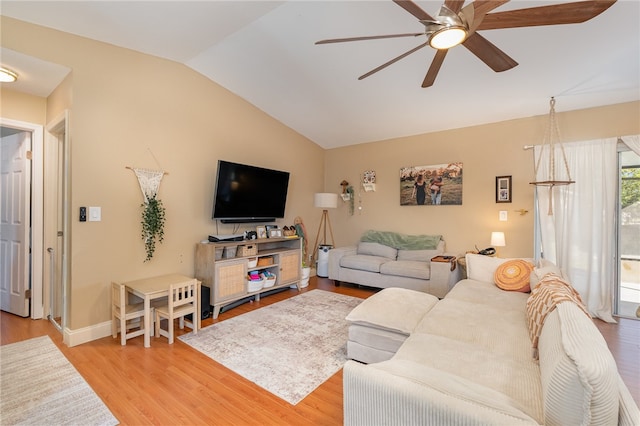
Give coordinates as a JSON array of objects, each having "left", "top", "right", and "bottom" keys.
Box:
[
  {"left": 346, "top": 185, "right": 355, "bottom": 215},
  {"left": 140, "top": 194, "right": 166, "bottom": 262}
]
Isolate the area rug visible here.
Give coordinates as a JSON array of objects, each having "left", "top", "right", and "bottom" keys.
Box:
[
  {"left": 179, "top": 289, "right": 363, "bottom": 405},
  {"left": 0, "top": 335, "right": 118, "bottom": 426}
]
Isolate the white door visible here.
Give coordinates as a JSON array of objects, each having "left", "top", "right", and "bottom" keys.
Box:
[{"left": 0, "top": 131, "right": 31, "bottom": 317}]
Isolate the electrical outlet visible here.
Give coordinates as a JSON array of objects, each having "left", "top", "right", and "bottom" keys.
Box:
[
  {"left": 89, "top": 206, "right": 101, "bottom": 222},
  {"left": 499, "top": 211, "right": 508, "bottom": 221},
  {"left": 79, "top": 207, "right": 87, "bottom": 222}
]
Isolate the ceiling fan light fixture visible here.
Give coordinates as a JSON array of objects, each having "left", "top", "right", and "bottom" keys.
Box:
[
  {"left": 0, "top": 67, "right": 18, "bottom": 83},
  {"left": 429, "top": 26, "right": 467, "bottom": 49}
]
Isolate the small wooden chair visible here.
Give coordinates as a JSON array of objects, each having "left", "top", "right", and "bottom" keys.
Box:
[
  {"left": 111, "top": 281, "right": 148, "bottom": 345},
  {"left": 155, "top": 280, "right": 198, "bottom": 344}
]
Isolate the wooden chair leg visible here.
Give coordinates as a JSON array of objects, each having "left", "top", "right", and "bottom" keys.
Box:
[
  {"left": 154, "top": 310, "right": 161, "bottom": 339},
  {"left": 168, "top": 317, "right": 174, "bottom": 344},
  {"left": 120, "top": 317, "right": 126, "bottom": 346},
  {"left": 112, "top": 315, "right": 117, "bottom": 339}
]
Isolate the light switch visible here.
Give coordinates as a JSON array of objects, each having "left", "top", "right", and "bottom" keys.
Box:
[
  {"left": 499, "top": 211, "right": 508, "bottom": 221},
  {"left": 89, "top": 206, "right": 101, "bottom": 222}
]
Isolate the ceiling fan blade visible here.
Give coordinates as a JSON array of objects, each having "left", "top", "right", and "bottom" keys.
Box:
[
  {"left": 471, "top": 0, "right": 510, "bottom": 17},
  {"left": 316, "top": 33, "right": 424, "bottom": 44},
  {"left": 464, "top": 1, "right": 509, "bottom": 32},
  {"left": 422, "top": 49, "right": 448, "bottom": 88},
  {"left": 444, "top": 0, "right": 465, "bottom": 14},
  {"left": 477, "top": 0, "right": 617, "bottom": 30},
  {"left": 393, "top": 0, "right": 434, "bottom": 21},
  {"left": 359, "top": 41, "right": 430, "bottom": 80},
  {"left": 462, "top": 32, "right": 518, "bottom": 72}
]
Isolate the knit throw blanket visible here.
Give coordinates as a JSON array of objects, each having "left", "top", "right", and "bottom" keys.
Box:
[
  {"left": 360, "top": 230, "right": 442, "bottom": 250},
  {"left": 526, "top": 272, "right": 590, "bottom": 359}
]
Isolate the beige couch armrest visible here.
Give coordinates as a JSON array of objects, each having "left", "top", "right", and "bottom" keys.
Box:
[
  {"left": 429, "top": 255, "right": 461, "bottom": 298},
  {"left": 328, "top": 246, "right": 357, "bottom": 280}
]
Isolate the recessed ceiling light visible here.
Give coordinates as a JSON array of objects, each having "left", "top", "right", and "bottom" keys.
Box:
[{"left": 0, "top": 67, "right": 18, "bottom": 83}]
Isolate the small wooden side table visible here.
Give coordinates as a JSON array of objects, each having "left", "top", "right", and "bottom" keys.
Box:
[{"left": 457, "top": 256, "right": 467, "bottom": 279}]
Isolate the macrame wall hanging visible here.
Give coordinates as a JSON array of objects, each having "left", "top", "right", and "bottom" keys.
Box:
[
  {"left": 530, "top": 97, "right": 575, "bottom": 215},
  {"left": 127, "top": 162, "right": 168, "bottom": 262}
]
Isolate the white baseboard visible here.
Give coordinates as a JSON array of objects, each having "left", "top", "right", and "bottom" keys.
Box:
[{"left": 63, "top": 320, "right": 112, "bottom": 347}]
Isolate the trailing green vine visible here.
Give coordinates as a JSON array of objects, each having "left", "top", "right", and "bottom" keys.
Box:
[
  {"left": 346, "top": 185, "right": 355, "bottom": 215},
  {"left": 140, "top": 194, "right": 166, "bottom": 262}
]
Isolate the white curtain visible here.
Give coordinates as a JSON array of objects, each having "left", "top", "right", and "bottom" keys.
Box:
[
  {"left": 621, "top": 134, "right": 640, "bottom": 156},
  {"left": 534, "top": 138, "right": 618, "bottom": 322}
]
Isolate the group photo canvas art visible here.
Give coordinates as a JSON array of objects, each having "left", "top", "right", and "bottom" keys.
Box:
[{"left": 400, "top": 162, "right": 463, "bottom": 206}]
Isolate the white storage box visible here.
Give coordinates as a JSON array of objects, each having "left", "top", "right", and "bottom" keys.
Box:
[
  {"left": 247, "top": 279, "right": 264, "bottom": 292},
  {"left": 263, "top": 276, "right": 276, "bottom": 288}
]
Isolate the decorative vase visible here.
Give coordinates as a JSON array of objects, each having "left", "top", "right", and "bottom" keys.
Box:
[{"left": 300, "top": 266, "right": 311, "bottom": 288}]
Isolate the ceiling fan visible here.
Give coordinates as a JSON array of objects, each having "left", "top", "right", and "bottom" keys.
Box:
[{"left": 316, "top": 0, "right": 617, "bottom": 88}]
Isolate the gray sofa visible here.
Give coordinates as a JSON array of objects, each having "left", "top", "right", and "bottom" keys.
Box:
[
  {"left": 328, "top": 231, "right": 460, "bottom": 299},
  {"left": 343, "top": 254, "right": 640, "bottom": 426}
]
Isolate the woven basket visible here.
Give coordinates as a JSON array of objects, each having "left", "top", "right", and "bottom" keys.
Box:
[{"left": 238, "top": 244, "right": 257, "bottom": 256}]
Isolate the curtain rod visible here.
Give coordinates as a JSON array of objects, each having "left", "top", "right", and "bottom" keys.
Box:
[{"left": 523, "top": 145, "right": 534, "bottom": 150}]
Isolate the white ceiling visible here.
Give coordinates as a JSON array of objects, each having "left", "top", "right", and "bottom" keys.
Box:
[{"left": 1, "top": 1, "right": 639, "bottom": 149}]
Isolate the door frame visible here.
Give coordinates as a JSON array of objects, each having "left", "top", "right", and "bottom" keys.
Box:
[
  {"left": 45, "top": 111, "right": 70, "bottom": 334},
  {"left": 0, "top": 118, "right": 44, "bottom": 320}
]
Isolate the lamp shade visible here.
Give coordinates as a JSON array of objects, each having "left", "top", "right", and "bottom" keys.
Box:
[
  {"left": 314, "top": 193, "right": 338, "bottom": 209},
  {"left": 491, "top": 232, "right": 506, "bottom": 247}
]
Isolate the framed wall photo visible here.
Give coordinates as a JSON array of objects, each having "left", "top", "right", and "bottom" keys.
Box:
[
  {"left": 256, "top": 226, "right": 267, "bottom": 239},
  {"left": 268, "top": 229, "right": 282, "bottom": 238},
  {"left": 496, "top": 176, "right": 512, "bottom": 203}
]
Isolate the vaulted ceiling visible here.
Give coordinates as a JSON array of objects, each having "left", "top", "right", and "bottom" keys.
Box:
[{"left": 1, "top": 1, "right": 638, "bottom": 148}]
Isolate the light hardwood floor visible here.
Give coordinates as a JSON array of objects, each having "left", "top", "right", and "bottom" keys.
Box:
[{"left": 1, "top": 277, "right": 638, "bottom": 425}]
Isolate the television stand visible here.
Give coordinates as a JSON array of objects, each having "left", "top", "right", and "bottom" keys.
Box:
[{"left": 195, "top": 237, "right": 302, "bottom": 318}]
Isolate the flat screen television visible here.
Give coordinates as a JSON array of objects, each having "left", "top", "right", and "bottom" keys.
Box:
[{"left": 212, "top": 160, "right": 290, "bottom": 223}]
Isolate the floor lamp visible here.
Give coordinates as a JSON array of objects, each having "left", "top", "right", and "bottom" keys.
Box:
[{"left": 311, "top": 193, "right": 338, "bottom": 266}]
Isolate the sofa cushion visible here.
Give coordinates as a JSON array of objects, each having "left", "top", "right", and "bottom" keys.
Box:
[
  {"left": 357, "top": 242, "right": 397, "bottom": 259},
  {"left": 397, "top": 249, "right": 441, "bottom": 262},
  {"left": 466, "top": 254, "right": 535, "bottom": 284},
  {"left": 465, "top": 254, "right": 509, "bottom": 282},
  {"left": 380, "top": 260, "right": 431, "bottom": 280},
  {"left": 415, "top": 292, "right": 533, "bottom": 362},
  {"left": 529, "top": 259, "right": 564, "bottom": 290},
  {"left": 341, "top": 254, "right": 390, "bottom": 273},
  {"left": 494, "top": 259, "right": 534, "bottom": 292},
  {"left": 392, "top": 333, "right": 544, "bottom": 424},
  {"left": 346, "top": 287, "right": 439, "bottom": 334}
]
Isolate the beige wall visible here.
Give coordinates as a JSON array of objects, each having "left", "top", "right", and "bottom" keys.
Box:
[
  {"left": 2, "top": 17, "right": 325, "bottom": 329},
  {"left": 2, "top": 16, "right": 639, "bottom": 333},
  {"left": 0, "top": 88, "right": 47, "bottom": 123},
  {"left": 325, "top": 101, "right": 640, "bottom": 258}
]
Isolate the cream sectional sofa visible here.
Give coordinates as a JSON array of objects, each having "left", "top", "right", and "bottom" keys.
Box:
[
  {"left": 328, "top": 230, "right": 460, "bottom": 298},
  {"left": 343, "top": 254, "right": 640, "bottom": 426}
]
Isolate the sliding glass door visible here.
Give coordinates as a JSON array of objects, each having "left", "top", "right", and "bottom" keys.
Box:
[{"left": 617, "top": 149, "right": 640, "bottom": 319}]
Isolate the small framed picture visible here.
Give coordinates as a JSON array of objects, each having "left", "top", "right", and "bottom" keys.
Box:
[
  {"left": 496, "top": 176, "right": 512, "bottom": 203},
  {"left": 268, "top": 229, "right": 282, "bottom": 238},
  {"left": 256, "top": 226, "right": 267, "bottom": 239}
]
